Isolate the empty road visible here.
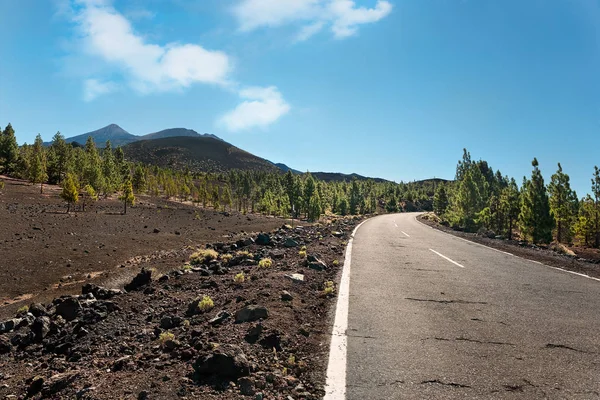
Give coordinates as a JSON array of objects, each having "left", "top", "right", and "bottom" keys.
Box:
[{"left": 340, "top": 213, "right": 600, "bottom": 399}]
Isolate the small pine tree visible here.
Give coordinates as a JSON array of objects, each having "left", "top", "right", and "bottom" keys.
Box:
[
  {"left": 119, "top": 178, "right": 135, "bottom": 214},
  {"left": 60, "top": 173, "right": 79, "bottom": 213},
  {"left": 433, "top": 184, "right": 449, "bottom": 216},
  {"left": 548, "top": 163, "right": 578, "bottom": 243},
  {"left": 81, "top": 184, "right": 98, "bottom": 212}
]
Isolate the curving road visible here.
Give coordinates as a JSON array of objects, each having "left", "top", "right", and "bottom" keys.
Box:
[{"left": 342, "top": 213, "right": 600, "bottom": 399}]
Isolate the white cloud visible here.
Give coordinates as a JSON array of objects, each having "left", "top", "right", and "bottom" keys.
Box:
[
  {"left": 330, "top": 0, "right": 393, "bottom": 38},
  {"left": 83, "top": 78, "right": 118, "bottom": 101},
  {"left": 295, "top": 21, "right": 325, "bottom": 42},
  {"left": 233, "top": 0, "right": 392, "bottom": 40},
  {"left": 218, "top": 86, "right": 291, "bottom": 132},
  {"left": 70, "top": 0, "right": 231, "bottom": 97}
]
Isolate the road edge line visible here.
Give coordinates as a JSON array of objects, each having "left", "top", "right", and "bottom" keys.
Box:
[
  {"left": 415, "top": 215, "right": 600, "bottom": 283},
  {"left": 323, "top": 218, "right": 369, "bottom": 400}
]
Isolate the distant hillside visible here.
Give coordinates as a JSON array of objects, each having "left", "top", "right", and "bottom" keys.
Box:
[
  {"left": 65, "top": 124, "right": 137, "bottom": 147},
  {"left": 310, "top": 172, "right": 390, "bottom": 183},
  {"left": 58, "top": 124, "right": 223, "bottom": 147},
  {"left": 271, "top": 162, "right": 302, "bottom": 174},
  {"left": 139, "top": 128, "right": 222, "bottom": 142},
  {"left": 123, "top": 136, "right": 279, "bottom": 173}
]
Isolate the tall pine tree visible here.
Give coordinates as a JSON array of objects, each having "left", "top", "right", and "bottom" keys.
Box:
[{"left": 519, "top": 158, "right": 553, "bottom": 243}]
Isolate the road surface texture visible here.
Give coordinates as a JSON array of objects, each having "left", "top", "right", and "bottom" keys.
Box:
[{"left": 345, "top": 213, "right": 600, "bottom": 399}]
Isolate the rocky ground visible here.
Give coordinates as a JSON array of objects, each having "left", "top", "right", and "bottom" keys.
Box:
[
  {"left": 0, "top": 176, "right": 284, "bottom": 318},
  {"left": 0, "top": 217, "right": 362, "bottom": 399},
  {"left": 418, "top": 213, "right": 600, "bottom": 279}
]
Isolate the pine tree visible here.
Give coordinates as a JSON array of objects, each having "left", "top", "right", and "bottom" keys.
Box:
[
  {"left": 499, "top": 178, "right": 520, "bottom": 240},
  {"left": 119, "top": 178, "right": 135, "bottom": 214},
  {"left": 574, "top": 196, "right": 595, "bottom": 246},
  {"left": 349, "top": 179, "right": 362, "bottom": 215},
  {"left": 519, "top": 158, "right": 554, "bottom": 243},
  {"left": 433, "top": 183, "right": 449, "bottom": 215},
  {"left": 592, "top": 166, "right": 600, "bottom": 247},
  {"left": 101, "top": 140, "right": 117, "bottom": 194},
  {"left": 548, "top": 163, "right": 578, "bottom": 243},
  {"left": 60, "top": 173, "right": 79, "bottom": 213},
  {"left": 47, "top": 132, "right": 71, "bottom": 184},
  {"left": 0, "top": 123, "right": 19, "bottom": 174},
  {"left": 83, "top": 136, "right": 104, "bottom": 191},
  {"left": 453, "top": 169, "right": 481, "bottom": 231},
  {"left": 81, "top": 184, "right": 98, "bottom": 212},
  {"left": 307, "top": 190, "right": 322, "bottom": 222},
  {"left": 132, "top": 165, "right": 146, "bottom": 193},
  {"left": 29, "top": 134, "right": 47, "bottom": 193},
  {"left": 303, "top": 174, "right": 316, "bottom": 217}
]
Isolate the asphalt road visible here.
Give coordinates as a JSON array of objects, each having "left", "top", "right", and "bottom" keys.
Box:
[{"left": 345, "top": 213, "right": 600, "bottom": 399}]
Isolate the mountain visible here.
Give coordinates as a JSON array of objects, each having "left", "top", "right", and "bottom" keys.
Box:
[
  {"left": 65, "top": 124, "right": 138, "bottom": 147},
  {"left": 139, "top": 128, "right": 223, "bottom": 142},
  {"left": 270, "top": 163, "right": 390, "bottom": 183},
  {"left": 270, "top": 162, "right": 302, "bottom": 174},
  {"left": 122, "top": 136, "right": 279, "bottom": 174},
  {"left": 59, "top": 124, "right": 223, "bottom": 147},
  {"left": 311, "top": 172, "right": 390, "bottom": 183}
]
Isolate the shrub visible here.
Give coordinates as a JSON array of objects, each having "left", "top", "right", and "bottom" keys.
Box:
[
  {"left": 235, "top": 250, "right": 253, "bottom": 259},
  {"left": 159, "top": 331, "right": 175, "bottom": 346},
  {"left": 197, "top": 295, "right": 214, "bottom": 312},
  {"left": 333, "top": 259, "right": 339, "bottom": 266},
  {"left": 323, "top": 281, "right": 335, "bottom": 295},
  {"left": 0, "top": 180, "right": 4, "bottom": 190},
  {"left": 16, "top": 305, "right": 29, "bottom": 315},
  {"left": 298, "top": 250, "right": 307, "bottom": 258},
  {"left": 258, "top": 258, "right": 273, "bottom": 268},
  {"left": 182, "top": 264, "right": 192, "bottom": 271},
  {"left": 300, "top": 245, "right": 307, "bottom": 251},
  {"left": 220, "top": 253, "right": 233, "bottom": 263},
  {"left": 234, "top": 272, "right": 245, "bottom": 283},
  {"left": 190, "top": 249, "right": 219, "bottom": 265}
]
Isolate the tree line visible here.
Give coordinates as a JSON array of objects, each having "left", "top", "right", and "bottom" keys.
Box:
[
  {"left": 0, "top": 123, "right": 437, "bottom": 220},
  {"left": 433, "top": 149, "right": 600, "bottom": 247}
]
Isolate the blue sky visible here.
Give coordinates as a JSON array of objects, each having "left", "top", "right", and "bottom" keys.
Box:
[{"left": 1, "top": 0, "right": 600, "bottom": 196}]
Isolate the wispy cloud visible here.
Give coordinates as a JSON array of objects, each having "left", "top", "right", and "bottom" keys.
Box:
[
  {"left": 83, "top": 78, "right": 118, "bottom": 101},
  {"left": 233, "top": 0, "right": 392, "bottom": 40},
  {"left": 218, "top": 86, "right": 291, "bottom": 132},
  {"left": 69, "top": 0, "right": 231, "bottom": 96},
  {"left": 62, "top": 0, "right": 291, "bottom": 130}
]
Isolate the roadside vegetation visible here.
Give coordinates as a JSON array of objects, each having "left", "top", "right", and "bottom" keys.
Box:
[{"left": 433, "top": 149, "right": 600, "bottom": 248}]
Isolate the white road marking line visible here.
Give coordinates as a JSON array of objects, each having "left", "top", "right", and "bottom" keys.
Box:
[
  {"left": 401, "top": 231, "right": 410, "bottom": 237},
  {"left": 415, "top": 215, "right": 600, "bottom": 283},
  {"left": 324, "top": 219, "right": 368, "bottom": 400},
  {"left": 429, "top": 249, "right": 465, "bottom": 268}
]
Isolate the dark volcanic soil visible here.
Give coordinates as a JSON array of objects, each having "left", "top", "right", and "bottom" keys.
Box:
[
  {"left": 0, "top": 215, "right": 361, "bottom": 399},
  {"left": 418, "top": 213, "right": 600, "bottom": 279},
  {"left": 0, "top": 176, "right": 284, "bottom": 318}
]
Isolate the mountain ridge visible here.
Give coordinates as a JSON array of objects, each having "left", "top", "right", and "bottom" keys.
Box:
[{"left": 59, "top": 124, "right": 222, "bottom": 147}]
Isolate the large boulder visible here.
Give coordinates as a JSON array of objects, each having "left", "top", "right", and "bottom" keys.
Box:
[
  {"left": 31, "top": 316, "right": 51, "bottom": 341},
  {"left": 124, "top": 268, "right": 152, "bottom": 292},
  {"left": 55, "top": 297, "right": 82, "bottom": 321},
  {"left": 0, "top": 318, "right": 21, "bottom": 334},
  {"left": 284, "top": 238, "right": 298, "bottom": 248},
  {"left": 235, "top": 305, "right": 268, "bottom": 323},
  {"left": 256, "top": 233, "right": 271, "bottom": 246},
  {"left": 193, "top": 345, "right": 250, "bottom": 380}
]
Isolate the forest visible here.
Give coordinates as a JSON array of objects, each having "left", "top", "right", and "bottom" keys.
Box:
[
  {"left": 433, "top": 149, "right": 600, "bottom": 247},
  {"left": 0, "top": 123, "right": 435, "bottom": 220}
]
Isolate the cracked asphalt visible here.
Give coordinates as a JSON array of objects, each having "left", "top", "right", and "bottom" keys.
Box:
[{"left": 345, "top": 213, "right": 600, "bottom": 399}]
